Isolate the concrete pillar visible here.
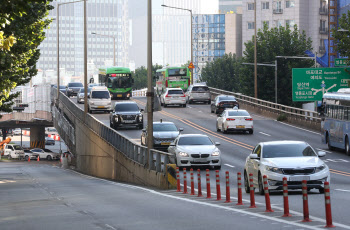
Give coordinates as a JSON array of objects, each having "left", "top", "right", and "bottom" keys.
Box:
[{"left": 30, "top": 126, "right": 46, "bottom": 149}]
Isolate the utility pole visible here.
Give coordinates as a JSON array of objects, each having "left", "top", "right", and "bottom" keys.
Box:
[{"left": 254, "top": 0, "right": 258, "bottom": 98}]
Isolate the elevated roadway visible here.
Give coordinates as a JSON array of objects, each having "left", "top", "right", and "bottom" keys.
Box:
[{"left": 72, "top": 96, "right": 350, "bottom": 227}]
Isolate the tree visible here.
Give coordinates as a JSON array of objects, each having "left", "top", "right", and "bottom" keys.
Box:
[
  {"left": 201, "top": 53, "right": 242, "bottom": 92},
  {"left": 133, "top": 64, "right": 163, "bottom": 89},
  {"left": 332, "top": 11, "right": 350, "bottom": 61},
  {"left": 0, "top": 0, "right": 53, "bottom": 113},
  {"left": 241, "top": 24, "right": 314, "bottom": 106}
]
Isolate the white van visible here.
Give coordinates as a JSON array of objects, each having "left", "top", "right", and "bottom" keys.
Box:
[
  {"left": 4, "top": 144, "right": 25, "bottom": 159},
  {"left": 88, "top": 86, "right": 112, "bottom": 114}
]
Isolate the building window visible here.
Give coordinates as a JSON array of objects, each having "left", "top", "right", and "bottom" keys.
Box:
[
  {"left": 262, "top": 2, "right": 269, "bottom": 10},
  {"left": 274, "top": 20, "right": 283, "bottom": 28},
  {"left": 286, "top": 0, "right": 295, "bottom": 8},
  {"left": 248, "top": 3, "right": 255, "bottom": 10},
  {"left": 286, "top": 20, "right": 295, "bottom": 27},
  {"left": 263, "top": 21, "right": 269, "bottom": 28},
  {"left": 248, "top": 22, "right": 255, "bottom": 29}
]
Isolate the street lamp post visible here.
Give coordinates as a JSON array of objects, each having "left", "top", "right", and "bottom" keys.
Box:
[
  {"left": 56, "top": 0, "right": 85, "bottom": 101},
  {"left": 254, "top": 0, "right": 257, "bottom": 99},
  {"left": 161, "top": 4, "right": 193, "bottom": 84},
  {"left": 91, "top": 32, "right": 116, "bottom": 66}
]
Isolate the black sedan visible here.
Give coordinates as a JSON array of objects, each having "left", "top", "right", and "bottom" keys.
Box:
[
  {"left": 141, "top": 121, "right": 183, "bottom": 151},
  {"left": 211, "top": 95, "right": 239, "bottom": 114},
  {"left": 109, "top": 102, "right": 144, "bottom": 129},
  {"left": 66, "top": 82, "right": 83, "bottom": 97}
]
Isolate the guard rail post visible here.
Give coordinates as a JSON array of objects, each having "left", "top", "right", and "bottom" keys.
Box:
[
  {"left": 216, "top": 170, "right": 221, "bottom": 201},
  {"left": 176, "top": 167, "right": 181, "bottom": 192},
  {"left": 225, "top": 171, "right": 231, "bottom": 203},
  {"left": 197, "top": 169, "right": 203, "bottom": 197},
  {"left": 324, "top": 182, "right": 335, "bottom": 228},
  {"left": 263, "top": 175, "right": 273, "bottom": 212},
  {"left": 236, "top": 172, "right": 243, "bottom": 205},
  {"left": 183, "top": 168, "right": 188, "bottom": 194},
  {"left": 206, "top": 169, "right": 211, "bottom": 198},
  {"left": 282, "top": 177, "right": 291, "bottom": 217},
  {"left": 190, "top": 168, "right": 195, "bottom": 195},
  {"left": 249, "top": 173, "right": 256, "bottom": 208},
  {"left": 302, "top": 180, "right": 311, "bottom": 222}
]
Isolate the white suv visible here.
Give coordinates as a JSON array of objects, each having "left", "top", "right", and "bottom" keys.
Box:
[
  {"left": 88, "top": 86, "right": 112, "bottom": 114},
  {"left": 4, "top": 144, "right": 25, "bottom": 159},
  {"left": 160, "top": 88, "right": 186, "bottom": 107}
]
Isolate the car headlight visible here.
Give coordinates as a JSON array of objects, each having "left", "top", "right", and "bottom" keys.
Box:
[
  {"left": 139, "top": 115, "right": 143, "bottom": 121},
  {"left": 90, "top": 101, "right": 94, "bottom": 105},
  {"left": 265, "top": 166, "right": 283, "bottom": 174},
  {"left": 68, "top": 88, "right": 73, "bottom": 91},
  {"left": 114, "top": 116, "right": 119, "bottom": 122},
  {"left": 179, "top": 152, "right": 188, "bottom": 157},
  {"left": 211, "top": 151, "right": 220, "bottom": 156},
  {"left": 315, "top": 164, "right": 326, "bottom": 173},
  {"left": 107, "top": 102, "right": 111, "bottom": 105}
]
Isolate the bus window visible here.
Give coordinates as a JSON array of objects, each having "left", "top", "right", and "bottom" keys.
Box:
[{"left": 107, "top": 78, "right": 113, "bottom": 88}]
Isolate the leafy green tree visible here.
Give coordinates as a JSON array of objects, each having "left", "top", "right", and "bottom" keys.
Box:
[
  {"left": 201, "top": 53, "right": 242, "bottom": 92},
  {"left": 241, "top": 24, "right": 314, "bottom": 106},
  {"left": 133, "top": 64, "right": 163, "bottom": 89},
  {"left": 0, "top": 0, "right": 53, "bottom": 113},
  {"left": 332, "top": 11, "right": 350, "bottom": 61}
]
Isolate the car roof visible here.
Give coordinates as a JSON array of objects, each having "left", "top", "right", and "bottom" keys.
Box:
[
  {"left": 218, "top": 94, "right": 235, "bottom": 98},
  {"left": 153, "top": 121, "right": 175, "bottom": 125},
  {"left": 166, "top": 88, "right": 183, "bottom": 90},
  {"left": 115, "top": 101, "right": 137, "bottom": 105},
  {"left": 178, "top": 134, "right": 208, "bottom": 138},
  {"left": 225, "top": 109, "right": 248, "bottom": 112},
  {"left": 260, "top": 141, "right": 308, "bottom": 146}
]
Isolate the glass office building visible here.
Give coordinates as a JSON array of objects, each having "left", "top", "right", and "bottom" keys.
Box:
[
  {"left": 192, "top": 14, "right": 226, "bottom": 82},
  {"left": 37, "top": 0, "right": 130, "bottom": 77}
]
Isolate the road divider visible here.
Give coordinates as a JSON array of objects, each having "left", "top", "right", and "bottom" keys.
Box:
[
  {"left": 302, "top": 180, "right": 311, "bottom": 222},
  {"left": 282, "top": 177, "right": 291, "bottom": 217}
]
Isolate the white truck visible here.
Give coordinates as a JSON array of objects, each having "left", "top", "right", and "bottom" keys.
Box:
[{"left": 4, "top": 144, "right": 25, "bottom": 159}]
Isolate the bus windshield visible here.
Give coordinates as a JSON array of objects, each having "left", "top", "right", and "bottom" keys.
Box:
[
  {"left": 168, "top": 68, "right": 187, "bottom": 76},
  {"left": 108, "top": 77, "right": 133, "bottom": 88}
]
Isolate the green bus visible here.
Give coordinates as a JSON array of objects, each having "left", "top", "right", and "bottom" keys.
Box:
[
  {"left": 155, "top": 66, "right": 190, "bottom": 95},
  {"left": 98, "top": 66, "right": 133, "bottom": 99}
]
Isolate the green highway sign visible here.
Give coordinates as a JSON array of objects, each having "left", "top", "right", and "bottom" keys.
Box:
[
  {"left": 292, "top": 68, "right": 350, "bottom": 101},
  {"left": 334, "top": 58, "right": 349, "bottom": 67}
]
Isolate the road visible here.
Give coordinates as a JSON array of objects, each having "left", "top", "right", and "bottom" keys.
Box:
[{"left": 72, "top": 96, "right": 350, "bottom": 228}]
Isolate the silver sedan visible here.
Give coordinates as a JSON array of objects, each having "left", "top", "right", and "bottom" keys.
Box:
[
  {"left": 168, "top": 134, "right": 221, "bottom": 169},
  {"left": 77, "top": 87, "right": 91, "bottom": 104}
]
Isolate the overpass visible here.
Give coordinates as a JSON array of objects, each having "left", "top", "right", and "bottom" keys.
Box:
[
  {"left": 50, "top": 86, "right": 321, "bottom": 189},
  {"left": 0, "top": 85, "right": 53, "bottom": 148}
]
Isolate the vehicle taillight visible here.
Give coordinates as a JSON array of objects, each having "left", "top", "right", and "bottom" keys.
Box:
[
  {"left": 245, "top": 118, "right": 253, "bottom": 121},
  {"left": 165, "top": 80, "right": 168, "bottom": 87},
  {"left": 180, "top": 94, "right": 186, "bottom": 97},
  {"left": 165, "top": 94, "right": 170, "bottom": 97},
  {"left": 226, "top": 118, "right": 235, "bottom": 121}
]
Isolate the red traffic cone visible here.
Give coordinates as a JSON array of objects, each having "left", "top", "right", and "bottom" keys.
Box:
[
  {"left": 37, "top": 156, "right": 40, "bottom": 162},
  {"left": 28, "top": 156, "right": 30, "bottom": 162}
]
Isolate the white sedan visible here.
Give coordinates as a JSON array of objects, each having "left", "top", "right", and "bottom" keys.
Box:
[
  {"left": 168, "top": 134, "right": 221, "bottom": 169},
  {"left": 160, "top": 88, "right": 186, "bottom": 107},
  {"left": 30, "top": 148, "right": 60, "bottom": 161},
  {"left": 216, "top": 109, "right": 253, "bottom": 134},
  {"left": 244, "top": 141, "right": 330, "bottom": 195}
]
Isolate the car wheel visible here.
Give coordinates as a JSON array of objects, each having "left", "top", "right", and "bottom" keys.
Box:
[
  {"left": 164, "top": 103, "right": 167, "bottom": 107},
  {"left": 258, "top": 173, "right": 264, "bottom": 195},
  {"left": 207, "top": 100, "right": 211, "bottom": 104},
  {"left": 222, "top": 124, "right": 227, "bottom": 134},
  {"left": 183, "top": 104, "right": 186, "bottom": 108},
  {"left": 244, "top": 171, "right": 250, "bottom": 193},
  {"left": 326, "top": 133, "right": 334, "bottom": 150},
  {"left": 211, "top": 107, "right": 214, "bottom": 113},
  {"left": 249, "top": 129, "right": 254, "bottom": 134},
  {"left": 138, "top": 124, "right": 143, "bottom": 129},
  {"left": 25, "top": 156, "right": 29, "bottom": 161},
  {"left": 189, "top": 100, "right": 193, "bottom": 104},
  {"left": 319, "top": 187, "right": 325, "bottom": 194},
  {"left": 345, "top": 136, "right": 350, "bottom": 156},
  {"left": 215, "top": 109, "right": 219, "bottom": 114},
  {"left": 216, "top": 122, "right": 220, "bottom": 132},
  {"left": 46, "top": 155, "right": 52, "bottom": 161}
]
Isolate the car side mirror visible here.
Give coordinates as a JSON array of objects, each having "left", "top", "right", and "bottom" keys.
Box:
[
  {"left": 215, "top": 142, "right": 220, "bottom": 146},
  {"left": 318, "top": 151, "right": 326, "bottom": 157},
  {"left": 140, "top": 109, "right": 144, "bottom": 112},
  {"left": 249, "top": 154, "right": 259, "bottom": 159},
  {"left": 179, "top": 128, "right": 184, "bottom": 132}
]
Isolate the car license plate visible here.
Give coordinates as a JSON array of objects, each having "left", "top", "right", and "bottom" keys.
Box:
[
  {"left": 193, "top": 158, "right": 207, "bottom": 163},
  {"left": 123, "top": 120, "right": 134, "bottom": 123},
  {"left": 289, "top": 176, "right": 310, "bottom": 181},
  {"left": 172, "top": 97, "right": 179, "bottom": 99},
  {"left": 161, "top": 142, "right": 170, "bottom": 145},
  {"left": 117, "top": 94, "right": 122, "bottom": 97},
  {"left": 236, "top": 125, "right": 245, "bottom": 128},
  {"left": 98, "top": 106, "right": 105, "bottom": 108}
]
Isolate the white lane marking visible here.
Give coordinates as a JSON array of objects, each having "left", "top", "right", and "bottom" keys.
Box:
[
  {"left": 315, "top": 148, "right": 332, "bottom": 154},
  {"left": 276, "top": 121, "right": 321, "bottom": 135},
  {"left": 105, "top": 224, "right": 117, "bottom": 230},
  {"left": 335, "top": 189, "right": 350, "bottom": 193},
  {"left": 224, "top": 164, "right": 235, "bottom": 168},
  {"left": 210, "top": 115, "right": 217, "bottom": 117},
  {"left": 187, "top": 106, "right": 193, "bottom": 108},
  {"left": 198, "top": 111, "right": 203, "bottom": 113},
  {"left": 69, "top": 170, "right": 350, "bottom": 229},
  {"left": 259, "top": 132, "right": 271, "bottom": 136}
]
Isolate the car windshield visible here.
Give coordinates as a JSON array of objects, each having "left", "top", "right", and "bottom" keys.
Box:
[
  {"left": 91, "top": 91, "right": 110, "bottom": 99},
  {"left": 13, "top": 145, "right": 23, "bottom": 150},
  {"left": 32, "top": 149, "right": 44, "bottom": 153},
  {"left": 153, "top": 124, "right": 178, "bottom": 132},
  {"left": 192, "top": 86, "right": 209, "bottom": 92},
  {"left": 168, "top": 90, "right": 183, "bottom": 95},
  {"left": 262, "top": 143, "right": 317, "bottom": 158},
  {"left": 228, "top": 111, "right": 250, "bottom": 116},
  {"left": 59, "top": 86, "right": 66, "bottom": 89},
  {"left": 69, "top": 83, "right": 83, "bottom": 87},
  {"left": 79, "top": 88, "right": 91, "bottom": 93},
  {"left": 24, "top": 150, "right": 31, "bottom": 153},
  {"left": 44, "top": 149, "right": 53, "bottom": 152},
  {"left": 168, "top": 68, "right": 187, "bottom": 76},
  {"left": 115, "top": 103, "right": 139, "bottom": 112},
  {"left": 218, "top": 96, "right": 236, "bottom": 101},
  {"left": 178, "top": 136, "right": 213, "bottom": 145}
]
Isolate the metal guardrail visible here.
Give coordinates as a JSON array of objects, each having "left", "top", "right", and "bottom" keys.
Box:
[
  {"left": 209, "top": 87, "right": 321, "bottom": 122},
  {"left": 132, "top": 88, "right": 147, "bottom": 97},
  {"left": 51, "top": 88, "right": 171, "bottom": 173}
]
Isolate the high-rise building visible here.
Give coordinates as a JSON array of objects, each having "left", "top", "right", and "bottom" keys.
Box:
[
  {"left": 242, "top": 0, "right": 328, "bottom": 64},
  {"left": 37, "top": 0, "right": 130, "bottom": 77},
  {"left": 192, "top": 13, "right": 242, "bottom": 82},
  {"left": 219, "top": 0, "right": 243, "bottom": 13}
]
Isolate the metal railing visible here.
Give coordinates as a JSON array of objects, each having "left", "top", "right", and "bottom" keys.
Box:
[
  {"left": 132, "top": 88, "right": 147, "bottom": 97},
  {"left": 209, "top": 87, "right": 320, "bottom": 122},
  {"left": 319, "top": 27, "right": 328, "bottom": 34},
  {"left": 273, "top": 8, "right": 283, "bottom": 14},
  {"left": 51, "top": 88, "right": 171, "bottom": 173},
  {"left": 319, "top": 7, "right": 328, "bottom": 15}
]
